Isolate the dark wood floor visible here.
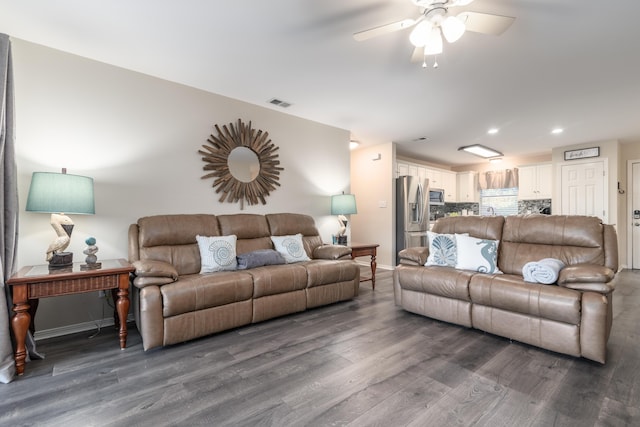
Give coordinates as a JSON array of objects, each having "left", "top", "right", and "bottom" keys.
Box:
[{"left": 1, "top": 267, "right": 639, "bottom": 426}]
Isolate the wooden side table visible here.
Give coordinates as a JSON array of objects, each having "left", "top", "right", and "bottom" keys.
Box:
[
  {"left": 349, "top": 243, "right": 379, "bottom": 290},
  {"left": 7, "top": 258, "right": 134, "bottom": 376}
]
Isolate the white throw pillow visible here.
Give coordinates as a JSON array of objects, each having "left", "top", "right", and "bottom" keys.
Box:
[
  {"left": 455, "top": 234, "right": 502, "bottom": 274},
  {"left": 270, "top": 234, "right": 311, "bottom": 263},
  {"left": 425, "top": 231, "right": 458, "bottom": 267},
  {"left": 196, "top": 234, "right": 238, "bottom": 273}
]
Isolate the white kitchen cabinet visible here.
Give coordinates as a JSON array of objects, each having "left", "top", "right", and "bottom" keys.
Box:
[
  {"left": 442, "top": 171, "right": 457, "bottom": 202},
  {"left": 424, "top": 168, "right": 442, "bottom": 188},
  {"left": 457, "top": 171, "right": 479, "bottom": 202},
  {"left": 397, "top": 162, "right": 409, "bottom": 178},
  {"left": 518, "top": 163, "right": 552, "bottom": 200}
]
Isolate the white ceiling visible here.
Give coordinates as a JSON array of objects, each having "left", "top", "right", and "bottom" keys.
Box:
[{"left": 2, "top": 0, "right": 640, "bottom": 166}]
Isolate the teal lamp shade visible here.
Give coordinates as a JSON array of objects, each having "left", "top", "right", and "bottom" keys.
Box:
[
  {"left": 331, "top": 193, "right": 357, "bottom": 215},
  {"left": 26, "top": 171, "right": 95, "bottom": 215},
  {"left": 331, "top": 193, "right": 357, "bottom": 244}
]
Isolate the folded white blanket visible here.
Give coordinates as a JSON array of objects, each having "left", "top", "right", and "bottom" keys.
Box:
[{"left": 522, "top": 258, "right": 565, "bottom": 284}]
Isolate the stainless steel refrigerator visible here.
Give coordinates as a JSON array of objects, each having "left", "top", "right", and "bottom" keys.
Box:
[{"left": 396, "top": 175, "right": 429, "bottom": 264}]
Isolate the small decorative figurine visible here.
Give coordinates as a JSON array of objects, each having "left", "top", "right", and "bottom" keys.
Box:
[{"left": 80, "top": 236, "right": 102, "bottom": 270}]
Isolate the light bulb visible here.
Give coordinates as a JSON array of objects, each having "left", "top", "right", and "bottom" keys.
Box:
[
  {"left": 442, "top": 16, "right": 466, "bottom": 43},
  {"left": 409, "top": 21, "right": 432, "bottom": 47},
  {"left": 423, "top": 28, "right": 443, "bottom": 55}
]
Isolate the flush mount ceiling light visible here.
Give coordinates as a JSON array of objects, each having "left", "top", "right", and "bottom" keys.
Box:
[
  {"left": 353, "top": 0, "right": 515, "bottom": 68},
  {"left": 551, "top": 127, "right": 564, "bottom": 134},
  {"left": 349, "top": 140, "right": 360, "bottom": 150},
  {"left": 459, "top": 144, "right": 503, "bottom": 158},
  {"left": 487, "top": 128, "right": 499, "bottom": 135}
]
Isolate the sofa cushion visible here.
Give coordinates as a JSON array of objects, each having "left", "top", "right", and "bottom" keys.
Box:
[
  {"left": 395, "top": 265, "right": 474, "bottom": 301},
  {"left": 217, "top": 214, "right": 273, "bottom": 255},
  {"left": 271, "top": 234, "right": 311, "bottom": 263},
  {"left": 160, "top": 271, "right": 254, "bottom": 317},
  {"left": 455, "top": 234, "right": 502, "bottom": 274},
  {"left": 469, "top": 273, "right": 581, "bottom": 325},
  {"left": 499, "top": 215, "right": 605, "bottom": 275},
  {"left": 305, "top": 259, "right": 359, "bottom": 288},
  {"left": 196, "top": 234, "right": 238, "bottom": 272},
  {"left": 432, "top": 215, "right": 504, "bottom": 241},
  {"left": 137, "top": 214, "right": 220, "bottom": 276},
  {"left": 266, "top": 213, "right": 323, "bottom": 257},
  {"left": 248, "top": 264, "right": 308, "bottom": 298}
]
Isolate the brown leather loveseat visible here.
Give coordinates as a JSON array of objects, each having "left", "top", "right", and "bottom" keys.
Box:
[
  {"left": 394, "top": 214, "right": 618, "bottom": 363},
  {"left": 128, "top": 213, "right": 359, "bottom": 350}
]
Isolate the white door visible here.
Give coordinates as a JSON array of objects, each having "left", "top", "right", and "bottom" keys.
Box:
[
  {"left": 560, "top": 160, "right": 606, "bottom": 222},
  {"left": 632, "top": 162, "right": 640, "bottom": 268}
]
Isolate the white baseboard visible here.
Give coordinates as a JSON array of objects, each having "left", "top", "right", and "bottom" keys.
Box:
[
  {"left": 33, "top": 314, "right": 135, "bottom": 341},
  {"left": 354, "top": 260, "right": 394, "bottom": 271}
]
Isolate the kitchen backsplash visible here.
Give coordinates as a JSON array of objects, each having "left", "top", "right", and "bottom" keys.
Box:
[{"left": 434, "top": 199, "right": 552, "bottom": 218}]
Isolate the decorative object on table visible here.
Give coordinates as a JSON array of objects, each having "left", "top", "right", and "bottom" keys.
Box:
[
  {"left": 331, "top": 192, "right": 357, "bottom": 245},
  {"left": 25, "top": 168, "right": 95, "bottom": 269},
  {"left": 198, "top": 119, "right": 283, "bottom": 209},
  {"left": 80, "top": 236, "right": 102, "bottom": 270}
]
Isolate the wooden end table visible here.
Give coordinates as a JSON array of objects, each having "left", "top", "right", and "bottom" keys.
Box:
[
  {"left": 349, "top": 243, "right": 379, "bottom": 290},
  {"left": 7, "top": 258, "right": 134, "bottom": 376}
]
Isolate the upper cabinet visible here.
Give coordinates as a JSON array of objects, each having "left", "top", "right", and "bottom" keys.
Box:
[
  {"left": 518, "top": 163, "right": 552, "bottom": 200},
  {"left": 396, "top": 161, "right": 462, "bottom": 203},
  {"left": 457, "top": 171, "right": 479, "bottom": 203},
  {"left": 442, "top": 171, "right": 457, "bottom": 202}
]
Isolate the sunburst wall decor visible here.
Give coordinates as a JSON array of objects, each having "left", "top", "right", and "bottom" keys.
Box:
[{"left": 199, "top": 119, "right": 283, "bottom": 208}]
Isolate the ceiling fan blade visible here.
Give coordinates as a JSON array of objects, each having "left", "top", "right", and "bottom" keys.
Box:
[
  {"left": 353, "top": 18, "right": 416, "bottom": 41},
  {"left": 457, "top": 11, "right": 515, "bottom": 36},
  {"left": 410, "top": 46, "right": 424, "bottom": 63}
]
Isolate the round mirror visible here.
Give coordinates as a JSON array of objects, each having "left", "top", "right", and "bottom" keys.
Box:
[
  {"left": 228, "top": 147, "right": 260, "bottom": 183},
  {"left": 199, "top": 119, "right": 283, "bottom": 208}
]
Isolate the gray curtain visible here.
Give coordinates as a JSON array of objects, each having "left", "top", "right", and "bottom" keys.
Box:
[
  {"left": 478, "top": 168, "right": 519, "bottom": 190},
  {"left": 0, "top": 33, "right": 18, "bottom": 383}
]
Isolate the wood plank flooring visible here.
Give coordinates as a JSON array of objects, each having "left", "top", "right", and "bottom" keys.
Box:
[{"left": 1, "top": 267, "right": 639, "bottom": 426}]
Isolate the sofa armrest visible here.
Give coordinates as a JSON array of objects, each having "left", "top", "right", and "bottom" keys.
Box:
[
  {"left": 398, "top": 246, "right": 428, "bottom": 266},
  {"left": 557, "top": 264, "right": 616, "bottom": 294},
  {"left": 313, "top": 244, "right": 352, "bottom": 260},
  {"left": 131, "top": 260, "right": 178, "bottom": 289}
]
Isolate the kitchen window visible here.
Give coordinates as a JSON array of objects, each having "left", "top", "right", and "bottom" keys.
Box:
[{"left": 480, "top": 187, "right": 518, "bottom": 216}]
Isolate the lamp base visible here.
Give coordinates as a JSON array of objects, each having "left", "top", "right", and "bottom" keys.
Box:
[
  {"left": 49, "top": 252, "right": 73, "bottom": 269},
  {"left": 332, "top": 235, "right": 348, "bottom": 245}
]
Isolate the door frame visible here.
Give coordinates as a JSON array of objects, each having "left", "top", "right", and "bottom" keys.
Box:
[{"left": 627, "top": 159, "right": 640, "bottom": 268}]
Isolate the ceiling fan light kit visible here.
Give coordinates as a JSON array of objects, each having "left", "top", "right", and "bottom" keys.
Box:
[{"left": 354, "top": 0, "right": 514, "bottom": 68}]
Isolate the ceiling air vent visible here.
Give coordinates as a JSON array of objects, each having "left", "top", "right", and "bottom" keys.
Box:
[{"left": 268, "top": 98, "right": 292, "bottom": 108}]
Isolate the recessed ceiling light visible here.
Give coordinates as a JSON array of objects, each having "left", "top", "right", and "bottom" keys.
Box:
[
  {"left": 551, "top": 128, "right": 564, "bottom": 134},
  {"left": 487, "top": 128, "right": 499, "bottom": 135}
]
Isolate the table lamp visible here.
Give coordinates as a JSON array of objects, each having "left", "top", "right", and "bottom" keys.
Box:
[
  {"left": 25, "top": 168, "right": 95, "bottom": 269},
  {"left": 330, "top": 192, "right": 357, "bottom": 245}
]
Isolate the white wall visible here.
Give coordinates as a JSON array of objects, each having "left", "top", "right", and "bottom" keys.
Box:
[
  {"left": 11, "top": 39, "right": 351, "bottom": 334},
  {"left": 350, "top": 142, "right": 395, "bottom": 269}
]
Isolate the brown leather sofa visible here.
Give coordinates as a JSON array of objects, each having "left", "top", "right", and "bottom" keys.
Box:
[
  {"left": 128, "top": 213, "right": 360, "bottom": 350},
  {"left": 394, "top": 215, "right": 618, "bottom": 363}
]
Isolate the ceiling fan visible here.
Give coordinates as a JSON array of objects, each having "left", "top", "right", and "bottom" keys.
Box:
[{"left": 353, "top": 0, "right": 515, "bottom": 67}]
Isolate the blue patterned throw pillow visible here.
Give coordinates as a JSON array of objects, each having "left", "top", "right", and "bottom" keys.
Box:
[
  {"left": 425, "top": 231, "right": 458, "bottom": 267},
  {"left": 196, "top": 234, "right": 238, "bottom": 273},
  {"left": 454, "top": 234, "right": 502, "bottom": 274}
]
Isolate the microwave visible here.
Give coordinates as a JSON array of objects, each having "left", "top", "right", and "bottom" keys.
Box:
[{"left": 429, "top": 188, "right": 445, "bottom": 205}]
